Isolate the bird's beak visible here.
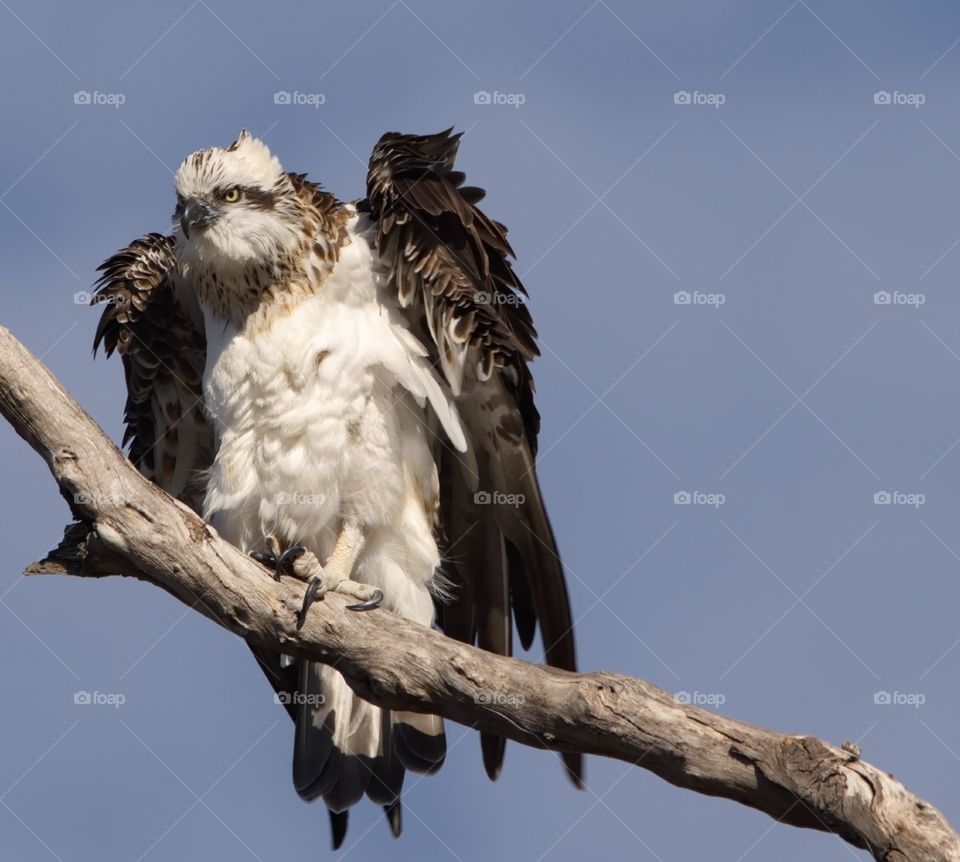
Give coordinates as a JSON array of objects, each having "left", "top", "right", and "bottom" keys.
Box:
[{"left": 180, "top": 198, "right": 218, "bottom": 239}]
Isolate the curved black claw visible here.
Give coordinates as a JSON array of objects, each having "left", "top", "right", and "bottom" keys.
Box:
[
  {"left": 250, "top": 539, "right": 283, "bottom": 581},
  {"left": 296, "top": 576, "right": 325, "bottom": 630},
  {"left": 347, "top": 588, "right": 384, "bottom": 612}
]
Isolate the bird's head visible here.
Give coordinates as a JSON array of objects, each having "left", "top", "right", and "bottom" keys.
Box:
[{"left": 173, "top": 130, "right": 303, "bottom": 269}]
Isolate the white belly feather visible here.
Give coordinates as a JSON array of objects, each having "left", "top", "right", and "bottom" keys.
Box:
[{"left": 200, "top": 216, "right": 464, "bottom": 623}]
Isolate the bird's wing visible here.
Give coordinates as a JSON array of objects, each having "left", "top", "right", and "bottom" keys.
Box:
[
  {"left": 92, "top": 232, "right": 300, "bottom": 720},
  {"left": 93, "top": 233, "right": 213, "bottom": 511},
  {"left": 363, "top": 129, "right": 582, "bottom": 786}
]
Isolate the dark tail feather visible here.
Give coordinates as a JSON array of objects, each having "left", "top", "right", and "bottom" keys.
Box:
[
  {"left": 293, "top": 663, "right": 376, "bottom": 807},
  {"left": 329, "top": 810, "right": 349, "bottom": 850},
  {"left": 384, "top": 801, "right": 402, "bottom": 838},
  {"left": 393, "top": 712, "right": 446, "bottom": 773},
  {"left": 564, "top": 753, "right": 584, "bottom": 789},
  {"left": 292, "top": 661, "right": 338, "bottom": 799},
  {"left": 481, "top": 733, "right": 507, "bottom": 782},
  {"left": 366, "top": 710, "right": 405, "bottom": 805},
  {"left": 293, "top": 662, "right": 429, "bottom": 847}
]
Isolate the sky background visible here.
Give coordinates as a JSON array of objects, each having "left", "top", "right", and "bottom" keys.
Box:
[{"left": 1, "top": 1, "right": 959, "bottom": 859}]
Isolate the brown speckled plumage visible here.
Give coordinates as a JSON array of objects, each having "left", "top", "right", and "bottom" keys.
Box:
[
  {"left": 190, "top": 172, "right": 350, "bottom": 329},
  {"left": 93, "top": 233, "right": 213, "bottom": 511}
]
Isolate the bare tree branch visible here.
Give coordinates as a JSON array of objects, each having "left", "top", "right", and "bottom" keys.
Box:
[{"left": 0, "top": 324, "right": 956, "bottom": 862}]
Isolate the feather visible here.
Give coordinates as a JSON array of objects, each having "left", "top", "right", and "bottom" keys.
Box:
[
  {"left": 393, "top": 712, "right": 446, "bottom": 773},
  {"left": 92, "top": 234, "right": 212, "bottom": 511},
  {"left": 379, "top": 328, "right": 468, "bottom": 452},
  {"left": 364, "top": 129, "right": 582, "bottom": 789},
  {"left": 329, "top": 811, "right": 349, "bottom": 850},
  {"left": 294, "top": 663, "right": 380, "bottom": 807},
  {"left": 383, "top": 801, "right": 402, "bottom": 838}
]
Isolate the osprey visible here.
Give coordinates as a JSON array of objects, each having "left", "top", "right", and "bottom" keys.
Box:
[{"left": 92, "top": 129, "right": 580, "bottom": 847}]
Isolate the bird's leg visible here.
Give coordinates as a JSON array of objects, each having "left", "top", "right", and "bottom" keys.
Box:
[{"left": 280, "top": 520, "right": 383, "bottom": 628}]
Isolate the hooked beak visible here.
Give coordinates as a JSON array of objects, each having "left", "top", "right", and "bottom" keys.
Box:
[{"left": 179, "top": 198, "right": 218, "bottom": 239}]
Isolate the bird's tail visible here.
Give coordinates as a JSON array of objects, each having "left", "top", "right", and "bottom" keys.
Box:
[{"left": 293, "top": 661, "right": 446, "bottom": 848}]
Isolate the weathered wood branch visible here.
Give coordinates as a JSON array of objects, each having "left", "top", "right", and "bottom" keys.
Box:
[{"left": 0, "top": 324, "right": 956, "bottom": 862}]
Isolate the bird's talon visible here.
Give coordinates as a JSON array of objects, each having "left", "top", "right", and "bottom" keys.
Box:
[
  {"left": 297, "top": 575, "right": 327, "bottom": 629},
  {"left": 347, "top": 588, "right": 383, "bottom": 612},
  {"left": 250, "top": 536, "right": 284, "bottom": 580}
]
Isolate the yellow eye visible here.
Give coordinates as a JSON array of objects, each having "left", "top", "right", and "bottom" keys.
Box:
[{"left": 223, "top": 187, "right": 241, "bottom": 203}]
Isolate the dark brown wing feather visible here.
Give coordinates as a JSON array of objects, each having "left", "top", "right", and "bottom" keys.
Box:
[
  {"left": 364, "top": 129, "right": 582, "bottom": 786},
  {"left": 93, "top": 233, "right": 212, "bottom": 510}
]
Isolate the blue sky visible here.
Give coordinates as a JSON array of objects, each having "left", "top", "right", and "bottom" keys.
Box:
[{"left": 2, "top": 1, "right": 960, "bottom": 859}]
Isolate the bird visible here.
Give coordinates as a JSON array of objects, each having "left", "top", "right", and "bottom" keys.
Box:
[{"left": 92, "top": 128, "right": 581, "bottom": 848}]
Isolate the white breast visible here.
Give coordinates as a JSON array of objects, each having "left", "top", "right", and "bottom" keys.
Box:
[{"left": 198, "top": 216, "right": 465, "bottom": 621}]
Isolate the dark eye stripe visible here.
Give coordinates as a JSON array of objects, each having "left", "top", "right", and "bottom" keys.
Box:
[
  {"left": 179, "top": 185, "right": 278, "bottom": 208},
  {"left": 242, "top": 187, "right": 278, "bottom": 210}
]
